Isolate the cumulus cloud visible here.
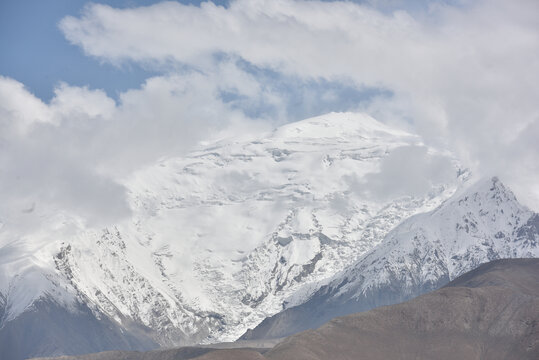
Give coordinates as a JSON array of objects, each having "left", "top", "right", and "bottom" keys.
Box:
[
  {"left": 0, "top": 65, "right": 275, "bottom": 234},
  {"left": 57, "top": 0, "right": 539, "bottom": 209},
  {"left": 0, "top": 77, "right": 54, "bottom": 131},
  {"left": 0, "top": 77, "right": 127, "bottom": 231}
]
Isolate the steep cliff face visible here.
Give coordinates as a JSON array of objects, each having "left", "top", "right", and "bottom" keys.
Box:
[{"left": 242, "top": 177, "right": 539, "bottom": 339}]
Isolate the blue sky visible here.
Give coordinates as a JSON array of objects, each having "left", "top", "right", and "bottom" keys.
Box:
[
  {"left": 0, "top": 0, "right": 228, "bottom": 101},
  {"left": 1, "top": 0, "right": 393, "bottom": 121},
  {"left": 0, "top": 0, "right": 447, "bottom": 102}
]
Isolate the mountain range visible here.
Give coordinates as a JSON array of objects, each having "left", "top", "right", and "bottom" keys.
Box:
[
  {"left": 30, "top": 258, "right": 539, "bottom": 360},
  {"left": 241, "top": 177, "right": 539, "bottom": 339},
  {"left": 0, "top": 112, "right": 537, "bottom": 359}
]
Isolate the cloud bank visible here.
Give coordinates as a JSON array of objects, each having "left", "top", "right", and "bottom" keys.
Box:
[
  {"left": 1, "top": 0, "right": 538, "bottom": 236},
  {"left": 58, "top": 0, "right": 539, "bottom": 206},
  {"left": 0, "top": 68, "right": 271, "bottom": 233}
]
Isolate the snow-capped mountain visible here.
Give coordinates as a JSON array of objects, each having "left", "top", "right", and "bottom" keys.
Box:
[
  {"left": 242, "top": 177, "right": 539, "bottom": 340},
  {"left": 0, "top": 112, "right": 465, "bottom": 358}
]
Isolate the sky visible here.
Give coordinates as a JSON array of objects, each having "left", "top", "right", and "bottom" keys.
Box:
[
  {"left": 0, "top": 0, "right": 538, "bottom": 232},
  {"left": 0, "top": 0, "right": 231, "bottom": 102}
]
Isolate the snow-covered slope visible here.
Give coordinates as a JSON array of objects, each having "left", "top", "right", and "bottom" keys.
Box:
[
  {"left": 242, "top": 177, "right": 539, "bottom": 340},
  {"left": 0, "top": 112, "right": 464, "bottom": 357},
  {"left": 342, "top": 176, "right": 538, "bottom": 295}
]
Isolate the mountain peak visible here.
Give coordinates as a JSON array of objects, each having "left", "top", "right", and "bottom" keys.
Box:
[
  {"left": 271, "top": 112, "right": 411, "bottom": 140},
  {"left": 445, "top": 176, "right": 522, "bottom": 219},
  {"left": 240, "top": 177, "right": 539, "bottom": 341}
]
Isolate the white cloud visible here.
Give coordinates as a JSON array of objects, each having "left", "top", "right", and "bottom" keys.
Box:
[
  {"left": 58, "top": 0, "right": 539, "bottom": 209},
  {"left": 0, "top": 65, "right": 274, "bottom": 234},
  {"left": 0, "top": 76, "right": 54, "bottom": 132},
  {"left": 50, "top": 83, "right": 116, "bottom": 120},
  {"left": 346, "top": 145, "right": 456, "bottom": 200},
  {"left": 1, "top": 0, "right": 537, "bottom": 238}
]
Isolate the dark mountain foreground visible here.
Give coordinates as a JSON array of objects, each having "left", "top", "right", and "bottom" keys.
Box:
[
  {"left": 29, "top": 340, "right": 279, "bottom": 360},
  {"left": 264, "top": 258, "right": 539, "bottom": 360},
  {"left": 32, "top": 258, "right": 539, "bottom": 360}
]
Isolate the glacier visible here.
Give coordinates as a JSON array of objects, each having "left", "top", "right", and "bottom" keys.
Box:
[{"left": 2, "top": 112, "right": 528, "bottom": 359}]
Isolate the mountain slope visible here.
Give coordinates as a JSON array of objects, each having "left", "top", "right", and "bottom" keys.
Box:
[
  {"left": 0, "top": 112, "right": 464, "bottom": 358},
  {"left": 263, "top": 258, "right": 539, "bottom": 360},
  {"left": 30, "top": 259, "right": 539, "bottom": 360},
  {"left": 0, "top": 298, "right": 156, "bottom": 360},
  {"left": 242, "top": 177, "right": 539, "bottom": 339}
]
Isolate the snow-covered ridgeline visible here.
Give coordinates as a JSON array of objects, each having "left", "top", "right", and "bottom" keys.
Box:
[
  {"left": 337, "top": 176, "right": 539, "bottom": 299},
  {"left": 240, "top": 176, "right": 539, "bottom": 341},
  {"left": 0, "top": 112, "right": 464, "bottom": 346}
]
